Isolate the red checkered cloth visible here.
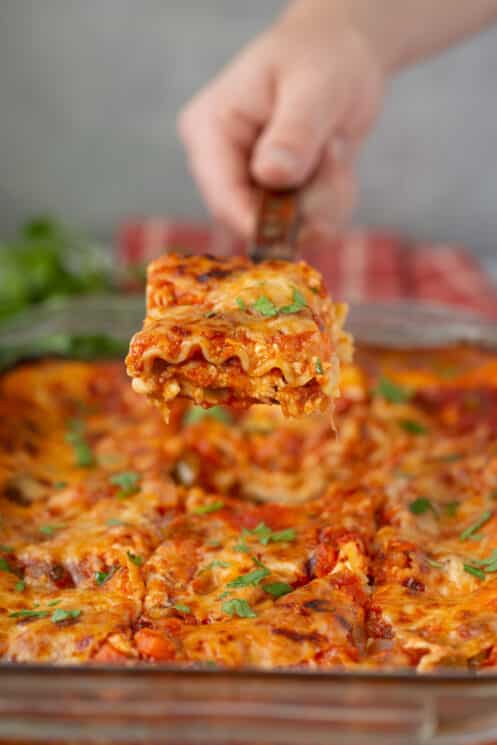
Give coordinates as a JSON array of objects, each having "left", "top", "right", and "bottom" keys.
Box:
[{"left": 117, "top": 219, "right": 497, "bottom": 320}]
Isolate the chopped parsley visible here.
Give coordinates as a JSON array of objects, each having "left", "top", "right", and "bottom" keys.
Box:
[
  {"left": 110, "top": 471, "right": 140, "bottom": 498},
  {"left": 253, "top": 296, "right": 278, "bottom": 317},
  {"left": 127, "top": 551, "right": 144, "bottom": 567},
  {"left": 51, "top": 608, "right": 81, "bottom": 623},
  {"left": 194, "top": 500, "right": 225, "bottom": 515},
  {"left": 173, "top": 603, "right": 191, "bottom": 614},
  {"left": 263, "top": 582, "right": 293, "bottom": 598},
  {"left": 315, "top": 358, "right": 324, "bottom": 375},
  {"left": 463, "top": 564, "right": 486, "bottom": 580},
  {"left": 0, "top": 558, "right": 12, "bottom": 573},
  {"left": 227, "top": 564, "right": 270, "bottom": 589},
  {"left": 106, "top": 518, "right": 125, "bottom": 527},
  {"left": 279, "top": 288, "right": 307, "bottom": 314},
  {"left": 9, "top": 609, "right": 50, "bottom": 620},
  {"left": 236, "top": 297, "right": 246, "bottom": 311},
  {"left": 65, "top": 419, "right": 95, "bottom": 468},
  {"left": 14, "top": 580, "right": 25, "bottom": 592},
  {"left": 183, "top": 406, "right": 233, "bottom": 427},
  {"left": 221, "top": 598, "right": 257, "bottom": 619},
  {"left": 0, "top": 544, "right": 13, "bottom": 553},
  {"left": 53, "top": 481, "right": 68, "bottom": 489},
  {"left": 375, "top": 377, "right": 412, "bottom": 404},
  {"left": 445, "top": 501, "right": 460, "bottom": 517},
  {"left": 460, "top": 510, "right": 493, "bottom": 541},
  {"left": 463, "top": 549, "right": 497, "bottom": 573},
  {"left": 95, "top": 566, "right": 117, "bottom": 585},
  {"left": 201, "top": 560, "right": 231, "bottom": 572},
  {"left": 409, "top": 498, "right": 436, "bottom": 516},
  {"left": 426, "top": 558, "right": 444, "bottom": 569},
  {"left": 253, "top": 289, "right": 307, "bottom": 318},
  {"left": 40, "top": 523, "right": 65, "bottom": 537},
  {"left": 233, "top": 538, "right": 250, "bottom": 553},
  {"left": 47, "top": 599, "right": 61, "bottom": 607},
  {"left": 399, "top": 419, "right": 428, "bottom": 435},
  {"left": 243, "top": 523, "right": 296, "bottom": 546}
]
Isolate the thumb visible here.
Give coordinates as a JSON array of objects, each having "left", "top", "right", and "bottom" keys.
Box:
[{"left": 251, "top": 69, "right": 343, "bottom": 188}]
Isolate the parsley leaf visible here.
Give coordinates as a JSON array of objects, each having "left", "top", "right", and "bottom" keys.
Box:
[
  {"left": 65, "top": 419, "right": 94, "bottom": 468},
  {"left": 253, "top": 296, "right": 278, "bottom": 317},
  {"left": 269, "top": 528, "right": 296, "bottom": 543},
  {"left": 243, "top": 523, "right": 296, "bottom": 546},
  {"left": 14, "top": 580, "right": 25, "bottom": 592},
  {"left": 40, "top": 523, "right": 65, "bottom": 537},
  {"left": 263, "top": 582, "right": 293, "bottom": 598},
  {"left": 409, "top": 498, "right": 436, "bottom": 516},
  {"left": 95, "top": 566, "right": 117, "bottom": 585},
  {"left": 315, "top": 358, "right": 324, "bottom": 375},
  {"left": 279, "top": 288, "right": 307, "bottom": 314},
  {"left": 106, "top": 518, "right": 125, "bottom": 527},
  {"left": 194, "top": 500, "right": 225, "bottom": 515},
  {"left": 183, "top": 406, "right": 233, "bottom": 427},
  {"left": 445, "top": 501, "right": 460, "bottom": 517},
  {"left": 227, "top": 565, "right": 270, "bottom": 588},
  {"left": 51, "top": 608, "right": 81, "bottom": 623},
  {"left": 127, "top": 551, "right": 144, "bottom": 567},
  {"left": 426, "top": 558, "right": 444, "bottom": 569},
  {"left": 110, "top": 471, "right": 140, "bottom": 498},
  {"left": 233, "top": 539, "right": 250, "bottom": 553},
  {"left": 399, "top": 419, "right": 428, "bottom": 435},
  {"left": 236, "top": 297, "right": 246, "bottom": 311},
  {"left": 460, "top": 510, "right": 493, "bottom": 541},
  {"left": 222, "top": 598, "right": 257, "bottom": 619},
  {"left": 463, "top": 564, "right": 486, "bottom": 580},
  {"left": 375, "top": 377, "right": 412, "bottom": 404},
  {"left": 53, "top": 481, "right": 68, "bottom": 489},
  {"left": 9, "top": 609, "right": 50, "bottom": 620},
  {"left": 202, "top": 560, "right": 231, "bottom": 572},
  {"left": 0, "top": 557, "right": 12, "bottom": 573},
  {"left": 173, "top": 603, "right": 191, "bottom": 614}
]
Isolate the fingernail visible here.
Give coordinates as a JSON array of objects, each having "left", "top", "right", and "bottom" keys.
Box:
[{"left": 253, "top": 146, "right": 300, "bottom": 180}]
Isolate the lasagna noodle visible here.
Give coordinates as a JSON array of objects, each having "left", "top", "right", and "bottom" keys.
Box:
[{"left": 126, "top": 253, "right": 352, "bottom": 418}]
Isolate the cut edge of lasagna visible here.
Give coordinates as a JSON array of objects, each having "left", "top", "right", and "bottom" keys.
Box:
[{"left": 125, "top": 253, "right": 352, "bottom": 420}]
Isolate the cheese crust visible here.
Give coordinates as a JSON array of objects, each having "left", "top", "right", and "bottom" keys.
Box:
[{"left": 1, "top": 344, "right": 497, "bottom": 671}]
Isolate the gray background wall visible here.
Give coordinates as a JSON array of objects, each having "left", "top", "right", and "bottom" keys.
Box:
[{"left": 1, "top": 1, "right": 496, "bottom": 264}]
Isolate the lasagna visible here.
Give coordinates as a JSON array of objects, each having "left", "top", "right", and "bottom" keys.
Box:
[
  {"left": 2, "top": 344, "right": 497, "bottom": 671},
  {"left": 126, "top": 253, "right": 352, "bottom": 419}
]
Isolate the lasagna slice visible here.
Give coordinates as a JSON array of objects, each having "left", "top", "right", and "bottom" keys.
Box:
[{"left": 126, "top": 253, "right": 352, "bottom": 419}]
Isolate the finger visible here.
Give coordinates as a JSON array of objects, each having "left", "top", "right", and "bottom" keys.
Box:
[
  {"left": 251, "top": 66, "right": 347, "bottom": 189},
  {"left": 179, "top": 101, "right": 257, "bottom": 237}
]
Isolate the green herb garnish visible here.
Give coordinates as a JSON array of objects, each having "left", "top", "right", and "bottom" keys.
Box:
[
  {"left": 51, "top": 608, "right": 81, "bottom": 623},
  {"left": 460, "top": 510, "right": 493, "bottom": 541},
  {"left": 47, "top": 599, "right": 61, "bottom": 607},
  {"left": 110, "top": 471, "right": 140, "bottom": 498},
  {"left": 445, "top": 501, "right": 460, "bottom": 517},
  {"left": 40, "top": 523, "right": 65, "bottom": 537},
  {"left": 0, "top": 544, "right": 13, "bottom": 553},
  {"left": 253, "top": 296, "right": 278, "bottom": 317},
  {"left": 233, "top": 539, "right": 250, "bottom": 553},
  {"left": 426, "top": 558, "right": 444, "bottom": 569},
  {"left": 183, "top": 406, "right": 233, "bottom": 427},
  {"left": 221, "top": 598, "right": 257, "bottom": 619},
  {"left": 236, "top": 297, "right": 246, "bottom": 311},
  {"left": 127, "top": 551, "right": 144, "bottom": 567},
  {"left": 399, "top": 419, "right": 428, "bottom": 435},
  {"left": 173, "top": 603, "right": 191, "bottom": 614},
  {"left": 14, "top": 580, "right": 25, "bottom": 592},
  {"left": 95, "top": 566, "right": 117, "bottom": 586},
  {"left": 315, "top": 358, "right": 324, "bottom": 375},
  {"left": 65, "top": 419, "right": 94, "bottom": 467},
  {"left": 194, "top": 500, "right": 225, "bottom": 515},
  {"left": 227, "top": 565, "right": 270, "bottom": 589},
  {"left": 243, "top": 523, "right": 296, "bottom": 546},
  {"left": 106, "top": 518, "right": 125, "bottom": 527},
  {"left": 9, "top": 609, "right": 50, "bottom": 620},
  {"left": 375, "top": 377, "right": 412, "bottom": 404},
  {"left": 53, "top": 481, "right": 68, "bottom": 489},
  {"left": 409, "top": 498, "right": 436, "bottom": 516},
  {"left": 279, "top": 288, "right": 307, "bottom": 314},
  {"left": 463, "top": 564, "right": 486, "bottom": 580},
  {"left": 202, "top": 560, "right": 231, "bottom": 572},
  {"left": 263, "top": 582, "right": 293, "bottom": 597}
]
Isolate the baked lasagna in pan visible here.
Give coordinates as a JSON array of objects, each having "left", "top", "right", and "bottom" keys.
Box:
[
  {"left": 126, "top": 253, "right": 351, "bottom": 419},
  {"left": 2, "top": 345, "right": 497, "bottom": 671}
]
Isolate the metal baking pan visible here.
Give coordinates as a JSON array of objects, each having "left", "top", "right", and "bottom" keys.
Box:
[{"left": 1, "top": 295, "right": 497, "bottom": 745}]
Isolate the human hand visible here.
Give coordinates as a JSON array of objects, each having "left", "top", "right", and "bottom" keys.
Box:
[{"left": 178, "top": 0, "right": 386, "bottom": 239}]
